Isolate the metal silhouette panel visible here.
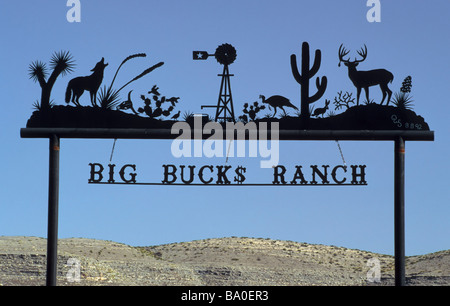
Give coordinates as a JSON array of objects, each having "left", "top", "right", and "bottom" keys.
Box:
[{"left": 25, "top": 42, "right": 431, "bottom": 133}]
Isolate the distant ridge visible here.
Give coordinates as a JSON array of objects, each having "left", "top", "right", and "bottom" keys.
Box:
[{"left": 0, "top": 236, "right": 448, "bottom": 286}]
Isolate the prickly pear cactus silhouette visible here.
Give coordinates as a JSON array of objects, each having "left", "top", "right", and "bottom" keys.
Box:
[
  {"left": 290, "top": 42, "right": 327, "bottom": 124},
  {"left": 240, "top": 101, "right": 265, "bottom": 122}
]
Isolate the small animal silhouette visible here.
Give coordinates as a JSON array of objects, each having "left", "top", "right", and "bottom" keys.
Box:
[
  {"left": 312, "top": 99, "right": 330, "bottom": 118},
  {"left": 149, "top": 85, "right": 160, "bottom": 96},
  {"left": 259, "top": 95, "right": 298, "bottom": 117},
  {"left": 171, "top": 110, "right": 181, "bottom": 120},
  {"left": 65, "top": 57, "right": 108, "bottom": 107},
  {"left": 166, "top": 97, "right": 180, "bottom": 106}
]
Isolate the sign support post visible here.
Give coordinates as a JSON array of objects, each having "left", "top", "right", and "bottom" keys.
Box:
[
  {"left": 46, "top": 134, "right": 60, "bottom": 286},
  {"left": 19, "top": 129, "right": 433, "bottom": 286},
  {"left": 394, "top": 136, "right": 406, "bottom": 286}
]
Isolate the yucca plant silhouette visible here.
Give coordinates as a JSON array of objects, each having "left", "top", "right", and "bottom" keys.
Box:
[
  {"left": 29, "top": 51, "right": 75, "bottom": 111},
  {"left": 392, "top": 76, "right": 414, "bottom": 110},
  {"left": 98, "top": 53, "right": 164, "bottom": 110}
]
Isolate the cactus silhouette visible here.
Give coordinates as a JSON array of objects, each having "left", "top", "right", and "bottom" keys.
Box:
[{"left": 290, "top": 42, "right": 327, "bottom": 123}]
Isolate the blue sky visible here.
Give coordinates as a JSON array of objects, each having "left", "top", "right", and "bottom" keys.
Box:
[{"left": 0, "top": 1, "right": 448, "bottom": 256}]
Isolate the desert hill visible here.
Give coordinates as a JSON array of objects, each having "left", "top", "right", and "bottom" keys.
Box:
[{"left": 0, "top": 236, "right": 448, "bottom": 286}]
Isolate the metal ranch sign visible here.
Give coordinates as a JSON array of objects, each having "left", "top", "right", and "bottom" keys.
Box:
[
  {"left": 88, "top": 163, "right": 367, "bottom": 186},
  {"left": 24, "top": 43, "right": 430, "bottom": 131},
  {"left": 20, "top": 41, "right": 434, "bottom": 286}
]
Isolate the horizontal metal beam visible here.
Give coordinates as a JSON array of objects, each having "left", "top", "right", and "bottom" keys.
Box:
[
  {"left": 20, "top": 128, "right": 435, "bottom": 141},
  {"left": 89, "top": 182, "right": 368, "bottom": 187}
]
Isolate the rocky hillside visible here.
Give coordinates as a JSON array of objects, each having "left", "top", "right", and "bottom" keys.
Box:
[{"left": 0, "top": 236, "right": 448, "bottom": 286}]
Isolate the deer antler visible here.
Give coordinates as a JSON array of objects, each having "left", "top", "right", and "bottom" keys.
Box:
[
  {"left": 338, "top": 44, "right": 350, "bottom": 66},
  {"left": 354, "top": 45, "right": 368, "bottom": 63}
]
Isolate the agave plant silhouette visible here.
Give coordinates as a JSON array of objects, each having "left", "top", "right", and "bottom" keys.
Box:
[
  {"left": 98, "top": 53, "right": 164, "bottom": 110},
  {"left": 29, "top": 51, "right": 75, "bottom": 111},
  {"left": 392, "top": 92, "right": 414, "bottom": 110}
]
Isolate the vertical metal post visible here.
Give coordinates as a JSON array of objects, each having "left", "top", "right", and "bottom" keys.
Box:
[
  {"left": 47, "top": 135, "right": 60, "bottom": 286},
  {"left": 394, "top": 136, "right": 406, "bottom": 286}
]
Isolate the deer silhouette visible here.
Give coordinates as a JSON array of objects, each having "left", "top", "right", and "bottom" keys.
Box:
[{"left": 338, "top": 44, "right": 393, "bottom": 105}]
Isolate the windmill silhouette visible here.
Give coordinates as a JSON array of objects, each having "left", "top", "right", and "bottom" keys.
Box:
[{"left": 193, "top": 43, "right": 237, "bottom": 122}]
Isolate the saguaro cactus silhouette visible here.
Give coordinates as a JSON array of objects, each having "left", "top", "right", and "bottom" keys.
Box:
[{"left": 291, "top": 42, "right": 327, "bottom": 122}]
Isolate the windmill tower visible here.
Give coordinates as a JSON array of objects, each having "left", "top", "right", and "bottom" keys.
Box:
[{"left": 193, "top": 43, "right": 237, "bottom": 122}]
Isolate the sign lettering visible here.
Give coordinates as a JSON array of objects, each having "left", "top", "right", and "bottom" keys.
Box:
[{"left": 88, "top": 163, "right": 367, "bottom": 186}]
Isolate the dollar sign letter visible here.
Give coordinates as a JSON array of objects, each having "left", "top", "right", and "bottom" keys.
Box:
[{"left": 234, "top": 166, "right": 246, "bottom": 184}]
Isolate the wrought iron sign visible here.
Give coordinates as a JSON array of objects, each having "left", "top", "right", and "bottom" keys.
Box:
[
  {"left": 25, "top": 42, "right": 430, "bottom": 131},
  {"left": 20, "top": 41, "right": 435, "bottom": 287},
  {"left": 87, "top": 163, "right": 367, "bottom": 186}
]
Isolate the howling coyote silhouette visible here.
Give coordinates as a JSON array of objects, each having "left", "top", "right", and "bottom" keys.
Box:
[{"left": 65, "top": 57, "right": 108, "bottom": 107}]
